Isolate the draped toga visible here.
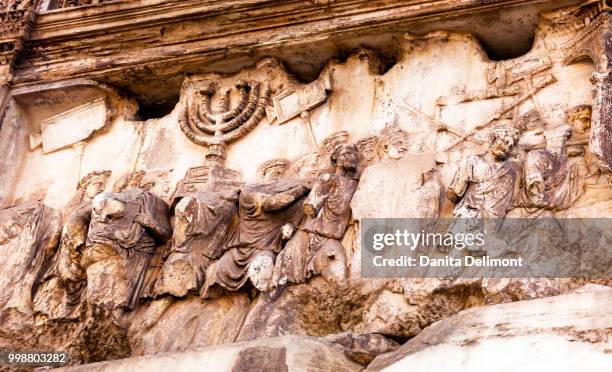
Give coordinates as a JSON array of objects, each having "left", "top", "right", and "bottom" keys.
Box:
[
  {"left": 154, "top": 191, "right": 237, "bottom": 297},
  {"left": 273, "top": 172, "right": 358, "bottom": 285},
  {"left": 85, "top": 189, "right": 171, "bottom": 310},
  {"left": 202, "top": 180, "right": 308, "bottom": 295},
  {"left": 448, "top": 154, "right": 523, "bottom": 218}
]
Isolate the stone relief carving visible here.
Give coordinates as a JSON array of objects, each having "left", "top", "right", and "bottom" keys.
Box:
[
  {"left": 0, "top": 9, "right": 30, "bottom": 39},
  {"left": 154, "top": 189, "right": 238, "bottom": 298},
  {"left": 178, "top": 78, "right": 271, "bottom": 162},
  {"left": 566, "top": 105, "right": 593, "bottom": 154},
  {"left": 273, "top": 144, "right": 360, "bottom": 287},
  {"left": 561, "top": 3, "right": 612, "bottom": 170},
  {"left": 0, "top": 2, "right": 610, "bottom": 365},
  {"left": 0, "top": 202, "right": 61, "bottom": 325},
  {"left": 0, "top": 0, "right": 34, "bottom": 104},
  {"left": 0, "top": 1, "right": 33, "bottom": 124},
  {"left": 84, "top": 183, "right": 171, "bottom": 311},
  {"left": 201, "top": 159, "right": 309, "bottom": 297},
  {"left": 377, "top": 123, "right": 411, "bottom": 159},
  {"left": 354, "top": 122, "right": 416, "bottom": 166},
  {"left": 2, "top": 28, "right": 603, "bottom": 320},
  {"left": 0, "top": 0, "right": 30, "bottom": 11},
  {"left": 289, "top": 131, "right": 349, "bottom": 179},
  {"left": 355, "top": 135, "right": 380, "bottom": 168},
  {"left": 521, "top": 149, "right": 584, "bottom": 212},
  {"left": 566, "top": 105, "right": 611, "bottom": 184},
  {"left": 446, "top": 125, "right": 523, "bottom": 218},
  {"left": 33, "top": 170, "right": 111, "bottom": 319},
  {"left": 415, "top": 169, "right": 444, "bottom": 219},
  {"left": 350, "top": 119, "right": 444, "bottom": 256},
  {"left": 28, "top": 98, "right": 109, "bottom": 154},
  {"left": 268, "top": 72, "right": 332, "bottom": 151},
  {"left": 46, "top": 0, "right": 113, "bottom": 9}
]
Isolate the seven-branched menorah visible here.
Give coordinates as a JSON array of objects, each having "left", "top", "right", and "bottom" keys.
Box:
[{"left": 179, "top": 79, "right": 272, "bottom": 162}]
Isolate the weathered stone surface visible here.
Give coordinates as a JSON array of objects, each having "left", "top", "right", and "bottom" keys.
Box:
[
  {"left": 0, "top": 1, "right": 610, "bottom": 370},
  {"left": 0, "top": 202, "right": 60, "bottom": 333},
  {"left": 351, "top": 153, "right": 442, "bottom": 220},
  {"left": 367, "top": 285, "right": 612, "bottom": 371},
  {"left": 234, "top": 277, "right": 610, "bottom": 343},
  {"left": 55, "top": 335, "right": 363, "bottom": 372},
  {"left": 322, "top": 333, "right": 400, "bottom": 366},
  {"left": 127, "top": 294, "right": 251, "bottom": 356}
]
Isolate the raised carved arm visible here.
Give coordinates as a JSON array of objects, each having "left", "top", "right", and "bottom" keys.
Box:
[
  {"left": 261, "top": 184, "right": 309, "bottom": 212},
  {"left": 133, "top": 213, "right": 172, "bottom": 242}
]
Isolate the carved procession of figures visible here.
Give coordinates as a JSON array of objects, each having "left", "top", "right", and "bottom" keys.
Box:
[{"left": 0, "top": 46, "right": 609, "bottom": 325}]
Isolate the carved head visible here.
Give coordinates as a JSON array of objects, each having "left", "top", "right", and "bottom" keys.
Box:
[
  {"left": 113, "top": 171, "right": 145, "bottom": 193},
  {"left": 566, "top": 105, "right": 592, "bottom": 134},
  {"left": 331, "top": 144, "right": 359, "bottom": 175},
  {"left": 488, "top": 126, "right": 519, "bottom": 160},
  {"left": 257, "top": 159, "right": 289, "bottom": 182},
  {"left": 320, "top": 131, "right": 349, "bottom": 157},
  {"left": 378, "top": 123, "right": 409, "bottom": 160},
  {"left": 66, "top": 170, "right": 111, "bottom": 216},
  {"left": 291, "top": 153, "right": 321, "bottom": 179},
  {"left": 92, "top": 194, "right": 127, "bottom": 223},
  {"left": 247, "top": 253, "right": 275, "bottom": 292},
  {"left": 173, "top": 196, "right": 199, "bottom": 247},
  {"left": 80, "top": 171, "right": 111, "bottom": 200},
  {"left": 280, "top": 223, "right": 295, "bottom": 240},
  {"left": 356, "top": 135, "right": 381, "bottom": 167}
]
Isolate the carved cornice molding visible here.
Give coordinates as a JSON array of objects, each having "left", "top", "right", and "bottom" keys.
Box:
[
  {"left": 11, "top": 0, "right": 582, "bottom": 86},
  {"left": 32, "top": 0, "right": 541, "bottom": 37}
]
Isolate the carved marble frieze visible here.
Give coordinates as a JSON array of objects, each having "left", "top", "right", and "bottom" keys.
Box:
[{"left": 0, "top": 0, "right": 609, "bottom": 366}]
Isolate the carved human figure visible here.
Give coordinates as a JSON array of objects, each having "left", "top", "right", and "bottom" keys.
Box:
[
  {"left": 83, "top": 186, "right": 171, "bottom": 311},
  {"left": 565, "top": 105, "right": 592, "bottom": 153},
  {"left": 290, "top": 131, "right": 350, "bottom": 180},
  {"left": 272, "top": 144, "right": 360, "bottom": 287},
  {"left": 521, "top": 149, "right": 583, "bottom": 212},
  {"left": 356, "top": 135, "right": 381, "bottom": 168},
  {"left": 153, "top": 188, "right": 238, "bottom": 298},
  {"left": 290, "top": 153, "right": 321, "bottom": 180},
  {"left": 0, "top": 202, "right": 61, "bottom": 325},
  {"left": 377, "top": 122, "right": 410, "bottom": 160},
  {"left": 318, "top": 131, "right": 350, "bottom": 170},
  {"left": 351, "top": 122, "right": 442, "bottom": 221},
  {"left": 444, "top": 125, "right": 523, "bottom": 257},
  {"left": 355, "top": 123, "right": 411, "bottom": 168},
  {"left": 446, "top": 125, "right": 523, "bottom": 218},
  {"left": 112, "top": 170, "right": 146, "bottom": 193},
  {"left": 201, "top": 159, "right": 309, "bottom": 297},
  {"left": 33, "top": 171, "right": 111, "bottom": 319},
  {"left": 565, "top": 105, "right": 610, "bottom": 185}
]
